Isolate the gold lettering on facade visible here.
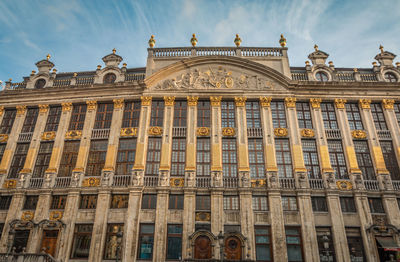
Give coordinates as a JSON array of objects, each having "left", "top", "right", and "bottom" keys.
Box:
[
  {"left": 259, "top": 97, "right": 272, "bottom": 107},
  {"left": 284, "top": 97, "right": 296, "bottom": 108},
  {"left": 187, "top": 96, "right": 199, "bottom": 106},
  {"left": 163, "top": 96, "right": 176, "bottom": 106},
  {"left": 382, "top": 99, "right": 395, "bottom": 109},
  {"left": 234, "top": 97, "right": 247, "bottom": 107},
  {"left": 310, "top": 98, "right": 322, "bottom": 108},
  {"left": 334, "top": 99, "right": 347, "bottom": 109},
  {"left": 359, "top": 99, "right": 371, "bottom": 109}
]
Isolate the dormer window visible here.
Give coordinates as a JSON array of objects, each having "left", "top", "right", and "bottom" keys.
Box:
[
  {"left": 35, "top": 79, "right": 46, "bottom": 89},
  {"left": 103, "top": 73, "right": 116, "bottom": 84},
  {"left": 384, "top": 72, "right": 397, "bottom": 82},
  {"left": 315, "top": 71, "right": 328, "bottom": 82}
]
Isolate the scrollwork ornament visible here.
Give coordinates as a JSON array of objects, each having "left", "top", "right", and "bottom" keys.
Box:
[
  {"left": 284, "top": 97, "right": 296, "bottom": 108},
  {"left": 148, "top": 126, "right": 163, "bottom": 136},
  {"left": 41, "top": 131, "right": 56, "bottom": 141},
  {"left": 334, "top": 99, "right": 347, "bottom": 109},
  {"left": 49, "top": 211, "right": 63, "bottom": 221},
  {"left": 120, "top": 127, "right": 137, "bottom": 137},
  {"left": 38, "top": 104, "right": 49, "bottom": 113},
  {"left": 187, "top": 96, "right": 199, "bottom": 106},
  {"left": 82, "top": 177, "right": 100, "bottom": 187},
  {"left": 21, "top": 211, "right": 34, "bottom": 221},
  {"left": 16, "top": 105, "right": 27, "bottom": 115},
  {"left": 163, "top": 96, "right": 176, "bottom": 106},
  {"left": 113, "top": 99, "right": 124, "bottom": 109},
  {"left": 234, "top": 97, "right": 247, "bottom": 107},
  {"left": 259, "top": 97, "right": 271, "bottom": 107},
  {"left": 3, "top": 179, "right": 17, "bottom": 189},
  {"left": 61, "top": 102, "right": 72, "bottom": 112},
  {"left": 86, "top": 100, "right": 97, "bottom": 111},
  {"left": 382, "top": 99, "right": 395, "bottom": 110},
  {"left": 359, "top": 99, "right": 371, "bottom": 109},
  {"left": 197, "top": 127, "right": 210, "bottom": 136},
  {"left": 65, "top": 130, "right": 82, "bottom": 140},
  {"left": 310, "top": 98, "right": 322, "bottom": 108},
  {"left": 222, "top": 127, "right": 236, "bottom": 136},
  {"left": 274, "top": 128, "right": 288, "bottom": 137},
  {"left": 301, "top": 129, "right": 315, "bottom": 138},
  {"left": 336, "top": 180, "right": 353, "bottom": 190},
  {"left": 210, "top": 96, "right": 222, "bottom": 106},
  {"left": 141, "top": 96, "right": 152, "bottom": 106},
  {"left": 170, "top": 178, "right": 184, "bottom": 187},
  {"left": 351, "top": 130, "right": 367, "bottom": 139}
]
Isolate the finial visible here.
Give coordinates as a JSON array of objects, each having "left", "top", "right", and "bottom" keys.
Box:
[
  {"left": 97, "top": 65, "right": 101, "bottom": 70},
  {"left": 52, "top": 68, "right": 57, "bottom": 73},
  {"left": 328, "top": 61, "right": 333, "bottom": 66},
  {"left": 112, "top": 48, "right": 116, "bottom": 54},
  {"left": 234, "top": 34, "right": 242, "bottom": 47},
  {"left": 379, "top": 45, "right": 384, "bottom": 53},
  {"left": 353, "top": 68, "right": 358, "bottom": 72},
  {"left": 372, "top": 61, "right": 377, "bottom": 66},
  {"left": 396, "top": 62, "right": 400, "bottom": 68},
  {"left": 73, "top": 72, "right": 77, "bottom": 77},
  {"left": 46, "top": 54, "right": 51, "bottom": 61},
  {"left": 305, "top": 61, "right": 310, "bottom": 66},
  {"left": 122, "top": 63, "right": 127, "bottom": 67},
  {"left": 148, "top": 35, "right": 156, "bottom": 48},
  {"left": 31, "top": 70, "right": 36, "bottom": 75},
  {"left": 8, "top": 78, "right": 12, "bottom": 82},
  {"left": 191, "top": 33, "right": 198, "bottom": 47},
  {"left": 314, "top": 44, "right": 318, "bottom": 51},
  {"left": 279, "top": 34, "right": 286, "bottom": 47}
]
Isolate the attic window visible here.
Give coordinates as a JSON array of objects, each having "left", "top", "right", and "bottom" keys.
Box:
[
  {"left": 103, "top": 73, "right": 116, "bottom": 84},
  {"left": 384, "top": 72, "right": 397, "bottom": 82},
  {"left": 315, "top": 71, "right": 328, "bottom": 82},
  {"left": 35, "top": 79, "right": 46, "bottom": 89}
]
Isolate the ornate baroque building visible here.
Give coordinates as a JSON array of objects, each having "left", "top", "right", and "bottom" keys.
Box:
[{"left": 0, "top": 35, "right": 400, "bottom": 262}]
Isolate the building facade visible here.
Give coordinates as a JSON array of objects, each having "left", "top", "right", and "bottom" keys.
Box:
[{"left": 0, "top": 36, "right": 400, "bottom": 262}]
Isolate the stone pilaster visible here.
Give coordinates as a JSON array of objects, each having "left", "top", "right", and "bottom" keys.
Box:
[
  {"left": 210, "top": 96, "right": 223, "bottom": 186},
  {"left": 182, "top": 189, "right": 195, "bottom": 259},
  {"left": 239, "top": 189, "right": 255, "bottom": 259},
  {"left": 382, "top": 99, "right": 400, "bottom": 168},
  {"left": 153, "top": 189, "right": 169, "bottom": 261},
  {"left": 268, "top": 191, "right": 287, "bottom": 261},
  {"left": 0, "top": 192, "right": 24, "bottom": 252},
  {"left": 185, "top": 97, "right": 198, "bottom": 180},
  {"left": 211, "top": 189, "right": 224, "bottom": 259},
  {"left": 0, "top": 107, "right": 5, "bottom": 132},
  {"left": 234, "top": 97, "right": 250, "bottom": 176}
]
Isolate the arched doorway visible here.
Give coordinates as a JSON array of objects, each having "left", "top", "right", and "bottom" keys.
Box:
[
  {"left": 224, "top": 235, "right": 242, "bottom": 260},
  {"left": 194, "top": 235, "right": 212, "bottom": 259}
]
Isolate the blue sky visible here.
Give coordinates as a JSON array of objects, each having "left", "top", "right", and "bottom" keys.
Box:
[{"left": 1, "top": 0, "right": 399, "bottom": 82}]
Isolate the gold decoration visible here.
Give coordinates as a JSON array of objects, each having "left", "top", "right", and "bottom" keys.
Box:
[
  {"left": 351, "top": 130, "right": 367, "bottom": 139},
  {"left": 148, "top": 35, "right": 156, "bottom": 48},
  {"left": 359, "top": 99, "right": 371, "bottom": 109},
  {"left": 45, "top": 168, "right": 57, "bottom": 173},
  {"left": 170, "top": 178, "right": 184, "bottom": 187},
  {"left": 187, "top": 96, "right": 199, "bottom": 106},
  {"left": 3, "top": 179, "right": 16, "bottom": 189},
  {"left": 301, "top": 129, "right": 315, "bottom": 138},
  {"left": 49, "top": 211, "right": 63, "bottom": 221},
  {"left": 141, "top": 96, "right": 152, "bottom": 106},
  {"left": 61, "top": 103, "right": 72, "bottom": 112},
  {"left": 197, "top": 127, "right": 210, "bottom": 136},
  {"left": 112, "top": 48, "right": 116, "bottom": 54},
  {"left": 382, "top": 99, "right": 395, "bottom": 110},
  {"left": 39, "top": 104, "right": 49, "bottom": 113},
  {"left": 113, "top": 99, "right": 124, "bottom": 109},
  {"left": 0, "top": 106, "right": 4, "bottom": 116},
  {"left": 86, "top": 100, "right": 97, "bottom": 111},
  {"left": 148, "top": 126, "right": 163, "bottom": 136},
  {"left": 279, "top": 34, "right": 286, "bottom": 47},
  {"left": 310, "top": 98, "right": 322, "bottom": 108},
  {"left": 234, "top": 97, "right": 247, "bottom": 107},
  {"left": 314, "top": 44, "right": 319, "bottom": 51},
  {"left": 334, "top": 99, "right": 347, "bottom": 109},
  {"left": 259, "top": 97, "right": 272, "bottom": 107},
  {"left": 195, "top": 212, "right": 211, "bottom": 222},
  {"left": 82, "top": 177, "right": 100, "bottom": 187},
  {"left": 97, "top": 65, "right": 102, "bottom": 70},
  {"left": 65, "top": 130, "right": 82, "bottom": 140},
  {"left": 190, "top": 33, "right": 198, "bottom": 47},
  {"left": 225, "top": 76, "right": 234, "bottom": 88},
  {"left": 0, "top": 134, "right": 8, "bottom": 143},
  {"left": 284, "top": 97, "right": 296, "bottom": 108},
  {"left": 234, "top": 34, "right": 242, "bottom": 47},
  {"left": 251, "top": 179, "right": 266, "bottom": 188},
  {"left": 46, "top": 54, "right": 51, "bottom": 61},
  {"left": 20, "top": 168, "right": 31, "bottom": 174},
  {"left": 120, "top": 127, "right": 137, "bottom": 137},
  {"left": 16, "top": 105, "right": 27, "bottom": 115},
  {"left": 336, "top": 180, "right": 353, "bottom": 190},
  {"left": 222, "top": 127, "right": 236, "bottom": 136},
  {"left": 163, "top": 96, "right": 176, "bottom": 106},
  {"left": 210, "top": 96, "right": 222, "bottom": 106},
  {"left": 73, "top": 72, "right": 77, "bottom": 77},
  {"left": 41, "top": 131, "right": 56, "bottom": 141},
  {"left": 274, "top": 128, "right": 288, "bottom": 137},
  {"left": 21, "top": 211, "right": 34, "bottom": 221}
]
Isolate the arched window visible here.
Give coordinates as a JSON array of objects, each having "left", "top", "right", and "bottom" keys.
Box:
[
  {"left": 384, "top": 72, "right": 397, "bottom": 82},
  {"left": 315, "top": 71, "right": 329, "bottom": 82},
  {"left": 35, "top": 79, "right": 46, "bottom": 89},
  {"left": 103, "top": 73, "right": 116, "bottom": 84}
]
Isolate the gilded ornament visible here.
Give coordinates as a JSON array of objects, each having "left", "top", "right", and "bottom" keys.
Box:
[
  {"left": 284, "top": 97, "right": 296, "bottom": 108},
  {"left": 0, "top": 134, "right": 8, "bottom": 143},
  {"left": 21, "top": 211, "right": 34, "bottom": 221},
  {"left": 61, "top": 102, "right": 72, "bottom": 112},
  {"left": 301, "top": 129, "right": 315, "bottom": 138},
  {"left": 46, "top": 54, "right": 51, "bottom": 61},
  {"left": 39, "top": 104, "right": 49, "bottom": 113},
  {"left": 195, "top": 212, "right": 211, "bottom": 222},
  {"left": 120, "top": 127, "right": 137, "bottom": 137},
  {"left": 170, "top": 178, "right": 184, "bottom": 187},
  {"left": 3, "top": 179, "right": 16, "bottom": 189},
  {"left": 279, "top": 34, "right": 286, "bottom": 47},
  {"left": 234, "top": 97, "right": 247, "bottom": 107},
  {"left": 187, "top": 96, "right": 199, "bottom": 106},
  {"left": 210, "top": 96, "right": 222, "bottom": 106},
  {"left": 16, "top": 105, "right": 27, "bottom": 115},
  {"left": 0, "top": 106, "right": 4, "bottom": 116},
  {"left": 225, "top": 76, "right": 234, "bottom": 88},
  {"left": 351, "top": 130, "right": 367, "bottom": 139},
  {"left": 113, "top": 99, "right": 124, "bottom": 109},
  {"left": 148, "top": 126, "right": 163, "bottom": 136},
  {"left": 86, "top": 100, "right": 97, "bottom": 111},
  {"left": 259, "top": 97, "right": 272, "bottom": 107},
  {"left": 148, "top": 35, "right": 156, "bottom": 48},
  {"left": 222, "top": 127, "right": 236, "bottom": 137},
  {"left": 359, "top": 99, "right": 371, "bottom": 109},
  {"left": 336, "top": 180, "right": 353, "bottom": 190},
  {"left": 382, "top": 99, "right": 395, "bottom": 110},
  {"left": 251, "top": 179, "right": 266, "bottom": 188},
  {"left": 334, "top": 99, "right": 347, "bottom": 109},
  {"left": 49, "top": 211, "right": 63, "bottom": 221},
  {"left": 234, "top": 34, "right": 242, "bottom": 47},
  {"left": 82, "top": 177, "right": 100, "bottom": 187},
  {"left": 163, "top": 96, "right": 176, "bottom": 106},
  {"left": 190, "top": 33, "right": 198, "bottom": 47},
  {"left": 197, "top": 127, "right": 210, "bottom": 136},
  {"left": 112, "top": 48, "right": 116, "bottom": 54},
  {"left": 274, "top": 128, "right": 288, "bottom": 137},
  {"left": 310, "top": 98, "right": 322, "bottom": 108},
  {"left": 20, "top": 168, "right": 31, "bottom": 174},
  {"left": 41, "top": 131, "right": 56, "bottom": 141},
  {"left": 141, "top": 96, "right": 152, "bottom": 106},
  {"left": 65, "top": 130, "right": 82, "bottom": 140}
]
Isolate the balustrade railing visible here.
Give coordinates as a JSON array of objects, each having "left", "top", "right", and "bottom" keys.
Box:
[
  {"left": 112, "top": 175, "right": 131, "bottom": 187},
  {"left": 223, "top": 177, "right": 238, "bottom": 188},
  {"left": 247, "top": 128, "right": 263, "bottom": 138},
  {"left": 360, "top": 74, "right": 378, "bottom": 82},
  {"left": 76, "top": 77, "right": 94, "bottom": 85},
  {"left": 53, "top": 79, "right": 71, "bottom": 87},
  {"left": 9, "top": 82, "right": 27, "bottom": 89},
  {"left": 393, "top": 180, "right": 400, "bottom": 191},
  {"left": 291, "top": 73, "right": 308, "bottom": 81},
  {"left": 309, "top": 178, "right": 325, "bottom": 189},
  {"left": 337, "top": 73, "right": 355, "bottom": 82},
  {"left": 91, "top": 129, "right": 110, "bottom": 139},
  {"left": 196, "top": 177, "right": 211, "bottom": 188},
  {"left": 280, "top": 178, "right": 296, "bottom": 189},
  {"left": 18, "top": 133, "right": 33, "bottom": 142},
  {"left": 172, "top": 127, "right": 187, "bottom": 137},
  {"left": 54, "top": 177, "right": 71, "bottom": 188},
  {"left": 325, "top": 129, "right": 341, "bottom": 139},
  {"left": 241, "top": 47, "right": 283, "bottom": 57},
  {"left": 125, "top": 73, "right": 146, "bottom": 81},
  {"left": 28, "top": 178, "right": 43, "bottom": 188},
  {"left": 377, "top": 130, "right": 391, "bottom": 140},
  {"left": 151, "top": 47, "right": 283, "bottom": 58},
  {"left": 144, "top": 176, "right": 158, "bottom": 187},
  {"left": 364, "top": 180, "right": 380, "bottom": 191}
]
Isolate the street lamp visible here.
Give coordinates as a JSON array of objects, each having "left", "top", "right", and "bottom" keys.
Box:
[
  {"left": 7, "top": 229, "right": 15, "bottom": 256},
  {"left": 115, "top": 230, "right": 123, "bottom": 262},
  {"left": 217, "top": 231, "right": 224, "bottom": 262}
]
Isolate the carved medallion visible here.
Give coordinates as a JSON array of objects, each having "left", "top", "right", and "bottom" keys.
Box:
[
  {"left": 234, "top": 97, "right": 247, "bottom": 107},
  {"left": 0, "top": 134, "right": 8, "bottom": 143},
  {"left": 225, "top": 74, "right": 234, "bottom": 88},
  {"left": 336, "top": 180, "right": 353, "bottom": 190},
  {"left": 120, "top": 127, "right": 137, "bottom": 137},
  {"left": 274, "top": 128, "right": 288, "bottom": 137},
  {"left": 251, "top": 179, "right": 266, "bottom": 188},
  {"left": 284, "top": 97, "right": 296, "bottom": 108},
  {"left": 197, "top": 127, "right": 210, "bottom": 136},
  {"left": 259, "top": 97, "right": 272, "bottom": 107},
  {"left": 170, "top": 178, "right": 184, "bottom": 187},
  {"left": 65, "top": 130, "right": 82, "bottom": 140},
  {"left": 187, "top": 96, "right": 199, "bottom": 106},
  {"left": 148, "top": 126, "right": 163, "bottom": 136},
  {"left": 301, "top": 129, "right": 315, "bottom": 138},
  {"left": 141, "top": 96, "right": 152, "bottom": 106},
  {"left": 82, "top": 177, "right": 100, "bottom": 187},
  {"left": 310, "top": 98, "right": 322, "bottom": 108},
  {"left": 49, "top": 211, "right": 63, "bottom": 221},
  {"left": 41, "top": 131, "right": 56, "bottom": 141},
  {"left": 359, "top": 99, "right": 371, "bottom": 109},
  {"left": 3, "top": 179, "right": 17, "bottom": 189},
  {"left": 222, "top": 127, "right": 236, "bottom": 137},
  {"left": 21, "top": 211, "right": 34, "bottom": 221},
  {"left": 195, "top": 212, "right": 211, "bottom": 222},
  {"left": 334, "top": 99, "right": 347, "bottom": 109},
  {"left": 351, "top": 130, "right": 367, "bottom": 139},
  {"left": 382, "top": 99, "right": 395, "bottom": 109}
]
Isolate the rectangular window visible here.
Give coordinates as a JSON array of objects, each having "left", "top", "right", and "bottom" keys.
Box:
[
  {"left": 150, "top": 100, "right": 164, "bottom": 126},
  {"left": 197, "top": 101, "right": 210, "bottom": 127},
  {"left": 69, "top": 104, "right": 87, "bottom": 130},
  {"left": 370, "top": 103, "right": 387, "bottom": 130},
  {"left": 145, "top": 138, "right": 161, "bottom": 176},
  {"left": 171, "top": 138, "right": 186, "bottom": 176},
  {"left": 354, "top": 140, "right": 375, "bottom": 180},
  {"left": 222, "top": 139, "right": 237, "bottom": 177},
  {"left": 346, "top": 228, "right": 365, "bottom": 261},
  {"left": 45, "top": 106, "right": 62, "bottom": 132},
  {"left": 8, "top": 143, "right": 29, "bottom": 178},
  {"left": 173, "top": 101, "right": 187, "bottom": 127},
  {"left": 122, "top": 101, "right": 141, "bottom": 128},
  {"left": 248, "top": 139, "right": 265, "bottom": 178},
  {"left": 368, "top": 198, "right": 385, "bottom": 214},
  {"left": 196, "top": 195, "right": 211, "bottom": 211},
  {"left": 296, "top": 102, "right": 313, "bottom": 129},
  {"left": 340, "top": 197, "right": 356, "bottom": 213},
  {"left": 23, "top": 195, "right": 38, "bottom": 210},
  {"left": 285, "top": 227, "right": 303, "bottom": 262},
  {"left": 169, "top": 195, "right": 184, "bottom": 210},
  {"left": 346, "top": 103, "right": 364, "bottom": 130},
  {"left": 141, "top": 194, "right": 157, "bottom": 209},
  {"left": 282, "top": 196, "right": 298, "bottom": 211},
  {"left": 316, "top": 227, "right": 335, "bottom": 262},
  {"left": 252, "top": 196, "right": 268, "bottom": 211},
  {"left": 196, "top": 138, "right": 210, "bottom": 176},
  {"left": 246, "top": 101, "right": 261, "bottom": 128},
  {"left": 86, "top": 140, "right": 108, "bottom": 176},
  {"left": 50, "top": 195, "right": 67, "bottom": 210},
  {"left": 166, "top": 225, "right": 183, "bottom": 260},
  {"left": 79, "top": 195, "right": 97, "bottom": 209},
  {"left": 223, "top": 196, "right": 239, "bottom": 210},
  {"left": 271, "top": 101, "right": 287, "bottom": 128},
  {"left": 394, "top": 103, "right": 400, "bottom": 126},
  {"left": 0, "top": 196, "right": 12, "bottom": 210},
  {"left": 71, "top": 224, "right": 92, "bottom": 258},
  {"left": 380, "top": 141, "right": 400, "bottom": 180},
  {"left": 275, "top": 139, "right": 293, "bottom": 178},
  {"left": 255, "top": 226, "right": 272, "bottom": 262},
  {"left": 0, "top": 109, "right": 16, "bottom": 134},
  {"left": 94, "top": 103, "right": 113, "bottom": 129},
  {"left": 302, "top": 140, "right": 321, "bottom": 179},
  {"left": 321, "top": 102, "right": 338, "bottom": 129},
  {"left": 104, "top": 224, "right": 124, "bottom": 259},
  {"left": 221, "top": 101, "right": 236, "bottom": 128},
  {"left": 58, "top": 141, "right": 80, "bottom": 177},
  {"left": 311, "top": 197, "right": 328, "bottom": 212},
  {"left": 32, "top": 142, "right": 54, "bottom": 178},
  {"left": 138, "top": 224, "right": 155, "bottom": 260},
  {"left": 328, "top": 140, "right": 348, "bottom": 179},
  {"left": 21, "top": 108, "right": 39, "bottom": 133},
  {"left": 13, "top": 230, "right": 30, "bottom": 253},
  {"left": 110, "top": 194, "right": 129, "bottom": 209},
  {"left": 116, "top": 138, "right": 136, "bottom": 175}
]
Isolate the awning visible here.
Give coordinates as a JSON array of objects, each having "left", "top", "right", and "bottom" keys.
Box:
[{"left": 376, "top": 237, "right": 400, "bottom": 251}]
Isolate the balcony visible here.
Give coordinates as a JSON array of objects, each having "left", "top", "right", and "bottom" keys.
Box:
[
  {"left": 112, "top": 175, "right": 131, "bottom": 187},
  {"left": 144, "top": 176, "right": 158, "bottom": 187},
  {"left": 172, "top": 127, "right": 186, "bottom": 137},
  {"left": 196, "top": 177, "right": 211, "bottom": 188},
  {"left": 392, "top": 180, "right": 400, "bottom": 191},
  {"left": 28, "top": 178, "right": 43, "bottom": 189},
  {"left": 53, "top": 177, "right": 71, "bottom": 188},
  {"left": 280, "top": 178, "right": 296, "bottom": 189},
  {"left": 91, "top": 128, "right": 110, "bottom": 139},
  {"left": 377, "top": 130, "right": 391, "bottom": 140},
  {"left": 247, "top": 128, "right": 263, "bottom": 138},
  {"left": 18, "top": 133, "right": 33, "bottom": 142},
  {"left": 364, "top": 180, "right": 380, "bottom": 191},
  {"left": 223, "top": 177, "right": 238, "bottom": 188},
  {"left": 325, "top": 129, "right": 341, "bottom": 139},
  {"left": 309, "top": 179, "right": 324, "bottom": 189}
]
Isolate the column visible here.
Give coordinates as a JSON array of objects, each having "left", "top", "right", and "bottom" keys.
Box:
[
  {"left": 122, "top": 188, "right": 142, "bottom": 261},
  {"left": 182, "top": 189, "right": 195, "bottom": 259},
  {"left": 153, "top": 189, "right": 169, "bottom": 261},
  {"left": 259, "top": 97, "right": 287, "bottom": 261},
  {"left": 210, "top": 96, "right": 223, "bottom": 185},
  {"left": 184, "top": 96, "right": 198, "bottom": 186},
  {"left": 0, "top": 192, "right": 24, "bottom": 252},
  {"left": 211, "top": 189, "right": 224, "bottom": 259}
]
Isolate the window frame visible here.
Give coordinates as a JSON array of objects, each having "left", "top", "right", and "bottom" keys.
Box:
[
  {"left": 103, "top": 224, "right": 124, "bottom": 260},
  {"left": 196, "top": 138, "right": 211, "bottom": 177},
  {"left": 340, "top": 197, "right": 357, "bottom": 213},
  {"left": 327, "top": 140, "right": 348, "bottom": 179},
  {"left": 86, "top": 140, "right": 108, "bottom": 177},
  {"left": 71, "top": 224, "right": 93, "bottom": 259},
  {"left": 171, "top": 138, "right": 186, "bottom": 176},
  {"left": 255, "top": 226, "right": 273, "bottom": 262},
  {"left": 223, "top": 195, "right": 239, "bottom": 210},
  {"left": 110, "top": 194, "right": 129, "bottom": 209},
  {"left": 141, "top": 194, "right": 157, "bottom": 209},
  {"left": 320, "top": 102, "right": 339, "bottom": 130},
  {"left": 282, "top": 196, "right": 298, "bottom": 211},
  {"left": 116, "top": 138, "right": 136, "bottom": 176},
  {"left": 302, "top": 139, "right": 321, "bottom": 179},
  {"left": 246, "top": 101, "right": 261, "bottom": 128},
  {"left": 285, "top": 226, "right": 304, "bottom": 262},
  {"left": 44, "top": 106, "right": 62, "bottom": 132},
  {"left": 94, "top": 103, "right": 114, "bottom": 129},
  {"left": 69, "top": 104, "right": 87, "bottom": 130},
  {"left": 145, "top": 137, "right": 161, "bottom": 176},
  {"left": 32, "top": 142, "right": 54, "bottom": 178},
  {"left": 368, "top": 198, "right": 385, "bottom": 214},
  {"left": 221, "top": 101, "right": 236, "bottom": 128},
  {"left": 370, "top": 103, "right": 387, "bottom": 130},
  {"left": 248, "top": 138, "right": 265, "bottom": 178},
  {"left": 197, "top": 100, "right": 211, "bottom": 127},
  {"left": 8, "top": 143, "right": 30, "bottom": 178},
  {"left": 137, "top": 224, "right": 155, "bottom": 260},
  {"left": 50, "top": 195, "right": 67, "bottom": 210},
  {"left": 166, "top": 224, "right": 183, "bottom": 260},
  {"left": 271, "top": 101, "right": 287, "bottom": 128},
  {"left": 311, "top": 197, "right": 328, "bottom": 212},
  {"left": 79, "top": 194, "right": 97, "bottom": 209},
  {"left": 0, "top": 109, "right": 16, "bottom": 134},
  {"left": 21, "top": 108, "right": 39, "bottom": 133},
  {"left": 150, "top": 100, "right": 164, "bottom": 127},
  {"left": 58, "top": 141, "right": 80, "bottom": 177},
  {"left": 173, "top": 101, "right": 187, "bottom": 127},
  {"left": 252, "top": 196, "right": 268, "bottom": 212},
  {"left": 169, "top": 194, "right": 184, "bottom": 210},
  {"left": 122, "top": 101, "right": 141, "bottom": 128},
  {"left": 296, "top": 102, "right": 313, "bottom": 129},
  {"left": 0, "top": 196, "right": 12, "bottom": 210},
  {"left": 354, "top": 140, "right": 375, "bottom": 180},
  {"left": 222, "top": 138, "right": 238, "bottom": 177},
  {"left": 23, "top": 195, "right": 38, "bottom": 210},
  {"left": 380, "top": 141, "right": 400, "bottom": 180},
  {"left": 275, "top": 138, "right": 293, "bottom": 178},
  {"left": 196, "top": 195, "right": 211, "bottom": 211}
]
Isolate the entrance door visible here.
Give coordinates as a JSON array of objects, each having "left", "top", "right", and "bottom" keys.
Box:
[
  {"left": 194, "top": 235, "right": 212, "bottom": 259},
  {"left": 224, "top": 236, "right": 242, "bottom": 260},
  {"left": 41, "top": 230, "right": 58, "bottom": 257}
]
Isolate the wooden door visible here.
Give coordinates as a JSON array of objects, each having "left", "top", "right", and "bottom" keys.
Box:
[
  {"left": 41, "top": 230, "right": 58, "bottom": 257},
  {"left": 224, "top": 236, "right": 242, "bottom": 260},
  {"left": 194, "top": 235, "right": 212, "bottom": 259}
]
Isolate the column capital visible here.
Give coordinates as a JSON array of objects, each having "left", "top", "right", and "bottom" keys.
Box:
[
  {"left": 334, "top": 99, "right": 347, "bottom": 109},
  {"left": 234, "top": 97, "right": 247, "bottom": 107},
  {"left": 38, "top": 104, "right": 49, "bottom": 113},
  {"left": 359, "top": 99, "right": 371, "bottom": 109},
  {"left": 141, "top": 96, "right": 152, "bottom": 106},
  {"left": 210, "top": 96, "right": 222, "bottom": 106},
  {"left": 187, "top": 96, "right": 199, "bottom": 106},
  {"left": 259, "top": 97, "right": 271, "bottom": 107},
  {"left": 309, "top": 98, "right": 322, "bottom": 108},
  {"left": 113, "top": 98, "right": 124, "bottom": 109},
  {"left": 284, "top": 97, "right": 296, "bottom": 108},
  {"left": 0, "top": 106, "right": 4, "bottom": 116},
  {"left": 382, "top": 99, "right": 395, "bottom": 109},
  {"left": 163, "top": 96, "right": 176, "bottom": 106},
  {"left": 16, "top": 105, "right": 27, "bottom": 115},
  {"left": 61, "top": 102, "right": 72, "bottom": 112},
  {"left": 86, "top": 100, "right": 97, "bottom": 111}
]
